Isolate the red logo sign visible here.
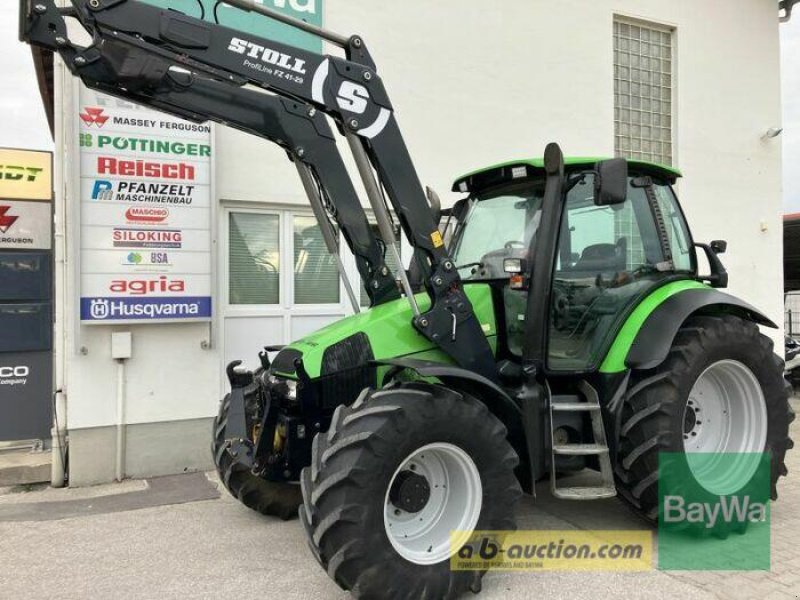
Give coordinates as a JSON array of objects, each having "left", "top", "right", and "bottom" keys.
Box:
[
  {"left": 80, "top": 107, "right": 109, "bottom": 128},
  {"left": 97, "top": 157, "right": 195, "bottom": 181},
  {"left": 109, "top": 276, "right": 186, "bottom": 296},
  {"left": 126, "top": 207, "right": 169, "bottom": 224},
  {"left": 0, "top": 206, "right": 19, "bottom": 233}
]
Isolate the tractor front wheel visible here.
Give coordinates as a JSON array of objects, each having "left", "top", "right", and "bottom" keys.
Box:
[
  {"left": 300, "top": 383, "right": 522, "bottom": 599},
  {"left": 212, "top": 388, "right": 302, "bottom": 520}
]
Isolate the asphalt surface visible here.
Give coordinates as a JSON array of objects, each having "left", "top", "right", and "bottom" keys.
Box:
[{"left": 0, "top": 400, "right": 798, "bottom": 599}]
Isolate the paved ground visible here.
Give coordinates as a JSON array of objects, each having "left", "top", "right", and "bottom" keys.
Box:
[{"left": 1, "top": 400, "right": 798, "bottom": 600}]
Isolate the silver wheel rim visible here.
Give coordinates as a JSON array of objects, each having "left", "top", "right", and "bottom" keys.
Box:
[
  {"left": 383, "top": 443, "right": 482, "bottom": 565},
  {"left": 683, "top": 359, "right": 768, "bottom": 495}
]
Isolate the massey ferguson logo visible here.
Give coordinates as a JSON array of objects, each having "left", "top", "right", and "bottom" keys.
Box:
[
  {"left": 80, "top": 107, "right": 110, "bottom": 128},
  {"left": 0, "top": 206, "right": 18, "bottom": 233},
  {"left": 126, "top": 207, "right": 169, "bottom": 224},
  {"left": 227, "top": 37, "right": 307, "bottom": 75}
]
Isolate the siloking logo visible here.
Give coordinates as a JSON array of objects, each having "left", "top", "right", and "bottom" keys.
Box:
[
  {"left": 0, "top": 205, "right": 19, "bottom": 233},
  {"left": 126, "top": 207, "right": 169, "bottom": 225},
  {"left": 80, "top": 107, "right": 109, "bottom": 128},
  {"left": 113, "top": 228, "right": 183, "bottom": 249},
  {"left": 109, "top": 276, "right": 185, "bottom": 296}
]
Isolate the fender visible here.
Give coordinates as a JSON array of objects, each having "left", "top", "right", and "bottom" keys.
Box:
[
  {"left": 625, "top": 288, "right": 777, "bottom": 371},
  {"left": 372, "top": 357, "right": 521, "bottom": 423}
]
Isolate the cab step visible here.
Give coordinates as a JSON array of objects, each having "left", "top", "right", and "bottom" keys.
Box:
[{"left": 549, "top": 380, "right": 616, "bottom": 501}]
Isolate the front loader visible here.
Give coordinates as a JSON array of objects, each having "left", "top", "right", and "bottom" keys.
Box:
[{"left": 21, "top": 2, "right": 794, "bottom": 599}]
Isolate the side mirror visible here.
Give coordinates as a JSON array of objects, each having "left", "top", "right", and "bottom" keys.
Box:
[
  {"left": 710, "top": 240, "right": 728, "bottom": 254},
  {"left": 594, "top": 158, "right": 629, "bottom": 206},
  {"left": 426, "top": 186, "right": 442, "bottom": 224}
]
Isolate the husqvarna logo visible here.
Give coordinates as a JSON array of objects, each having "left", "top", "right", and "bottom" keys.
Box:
[{"left": 90, "top": 299, "right": 111, "bottom": 320}]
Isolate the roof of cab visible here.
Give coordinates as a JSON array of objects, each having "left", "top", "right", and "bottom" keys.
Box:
[{"left": 452, "top": 157, "right": 682, "bottom": 193}]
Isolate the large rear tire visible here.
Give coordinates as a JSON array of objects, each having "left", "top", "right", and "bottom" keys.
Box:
[
  {"left": 300, "top": 383, "right": 522, "bottom": 599},
  {"left": 615, "top": 315, "right": 794, "bottom": 525},
  {"left": 212, "top": 384, "right": 302, "bottom": 520}
]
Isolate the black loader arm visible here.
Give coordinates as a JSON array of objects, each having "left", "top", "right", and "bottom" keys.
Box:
[
  {"left": 20, "top": 1, "right": 399, "bottom": 307},
  {"left": 19, "top": 0, "right": 499, "bottom": 380}
]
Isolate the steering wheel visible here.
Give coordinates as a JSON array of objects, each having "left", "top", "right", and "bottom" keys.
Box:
[{"left": 504, "top": 241, "right": 526, "bottom": 251}]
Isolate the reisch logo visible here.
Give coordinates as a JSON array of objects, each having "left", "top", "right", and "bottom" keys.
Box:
[
  {"left": 80, "top": 107, "right": 109, "bottom": 128},
  {"left": 0, "top": 206, "right": 19, "bottom": 233}
]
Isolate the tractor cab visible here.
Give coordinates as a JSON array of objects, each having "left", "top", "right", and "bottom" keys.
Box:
[{"left": 450, "top": 157, "right": 695, "bottom": 370}]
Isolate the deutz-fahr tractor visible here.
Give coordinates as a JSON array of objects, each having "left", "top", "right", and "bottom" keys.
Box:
[{"left": 21, "top": 1, "right": 793, "bottom": 598}]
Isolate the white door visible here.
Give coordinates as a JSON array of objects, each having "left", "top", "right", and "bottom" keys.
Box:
[{"left": 221, "top": 205, "right": 356, "bottom": 372}]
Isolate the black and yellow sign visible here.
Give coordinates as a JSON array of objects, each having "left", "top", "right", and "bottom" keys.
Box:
[{"left": 0, "top": 148, "right": 53, "bottom": 202}]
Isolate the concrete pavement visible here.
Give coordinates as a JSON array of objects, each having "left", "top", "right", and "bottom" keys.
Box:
[{"left": 0, "top": 401, "right": 798, "bottom": 599}]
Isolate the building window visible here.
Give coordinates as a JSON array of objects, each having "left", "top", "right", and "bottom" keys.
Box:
[
  {"left": 229, "top": 212, "right": 281, "bottom": 305},
  {"left": 614, "top": 17, "right": 673, "bottom": 166},
  {"left": 293, "top": 215, "right": 340, "bottom": 305}
]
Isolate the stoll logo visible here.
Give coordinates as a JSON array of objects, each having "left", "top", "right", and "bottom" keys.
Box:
[
  {"left": 125, "top": 207, "right": 169, "bottom": 225},
  {"left": 0, "top": 365, "right": 29, "bottom": 386}
]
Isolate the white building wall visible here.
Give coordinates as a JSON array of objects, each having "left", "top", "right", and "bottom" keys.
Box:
[{"left": 56, "top": 0, "right": 785, "bottom": 485}]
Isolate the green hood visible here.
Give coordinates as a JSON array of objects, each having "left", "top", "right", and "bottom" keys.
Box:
[{"left": 277, "top": 284, "right": 498, "bottom": 379}]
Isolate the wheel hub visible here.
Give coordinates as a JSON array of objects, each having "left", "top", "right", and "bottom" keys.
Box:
[{"left": 389, "top": 470, "right": 431, "bottom": 513}]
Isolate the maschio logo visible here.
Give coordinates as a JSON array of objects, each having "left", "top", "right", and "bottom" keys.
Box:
[
  {"left": 113, "top": 228, "right": 183, "bottom": 249},
  {"left": 97, "top": 157, "right": 195, "bottom": 181},
  {"left": 80, "top": 107, "right": 109, "bottom": 128},
  {"left": 125, "top": 207, "right": 169, "bottom": 224},
  {"left": 109, "top": 276, "right": 186, "bottom": 295},
  {"left": 0, "top": 206, "right": 19, "bottom": 233}
]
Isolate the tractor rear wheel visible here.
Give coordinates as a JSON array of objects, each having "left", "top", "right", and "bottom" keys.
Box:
[
  {"left": 212, "top": 385, "right": 302, "bottom": 520},
  {"left": 300, "top": 383, "right": 522, "bottom": 599},
  {"left": 615, "top": 314, "right": 794, "bottom": 525}
]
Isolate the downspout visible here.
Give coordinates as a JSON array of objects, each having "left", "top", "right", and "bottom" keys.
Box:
[{"left": 51, "top": 53, "right": 68, "bottom": 488}]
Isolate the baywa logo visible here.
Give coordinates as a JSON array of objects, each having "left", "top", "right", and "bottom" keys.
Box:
[
  {"left": 80, "top": 107, "right": 109, "bottom": 128},
  {"left": 662, "top": 495, "right": 767, "bottom": 529},
  {"left": 0, "top": 205, "right": 19, "bottom": 233}
]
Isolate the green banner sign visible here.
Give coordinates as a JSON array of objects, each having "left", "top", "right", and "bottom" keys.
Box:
[{"left": 141, "top": 0, "right": 323, "bottom": 52}]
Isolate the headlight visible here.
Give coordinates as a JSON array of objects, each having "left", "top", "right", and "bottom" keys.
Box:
[{"left": 268, "top": 375, "right": 299, "bottom": 402}]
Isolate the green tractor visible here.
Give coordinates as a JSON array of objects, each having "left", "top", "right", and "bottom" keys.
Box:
[
  {"left": 20, "top": 1, "right": 792, "bottom": 597},
  {"left": 217, "top": 149, "right": 793, "bottom": 596}
]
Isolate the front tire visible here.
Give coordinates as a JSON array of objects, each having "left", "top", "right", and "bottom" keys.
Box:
[
  {"left": 615, "top": 314, "right": 794, "bottom": 525},
  {"left": 212, "top": 386, "right": 302, "bottom": 520},
  {"left": 300, "top": 383, "right": 522, "bottom": 599}
]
